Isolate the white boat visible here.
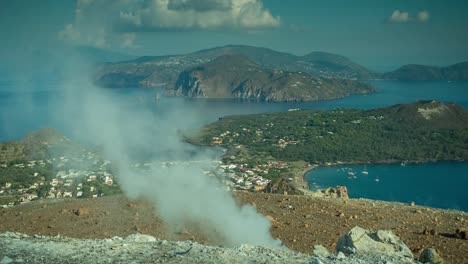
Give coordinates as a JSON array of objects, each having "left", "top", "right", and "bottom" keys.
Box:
[
  {"left": 347, "top": 172, "right": 356, "bottom": 176},
  {"left": 400, "top": 162, "right": 406, "bottom": 167},
  {"left": 361, "top": 171, "right": 369, "bottom": 175},
  {"left": 374, "top": 178, "right": 380, "bottom": 182}
]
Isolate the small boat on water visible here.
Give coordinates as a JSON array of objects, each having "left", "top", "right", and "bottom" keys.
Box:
[
  {"left": 400, "top": 162, "right": 406, "bottom": 167},
  {"left": 374, "top": 178, "right": 380, "bottom": 182},
  {"left": 347, "top": 172, "right": 356, "bottom": 176},
  {"left": 361, "top": 171, "right": 369, "bottom": 175}
]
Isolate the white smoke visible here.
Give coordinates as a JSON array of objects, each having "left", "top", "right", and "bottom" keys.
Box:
[{"left": 56, "top": 56, "right": 281, "bottom": 247}]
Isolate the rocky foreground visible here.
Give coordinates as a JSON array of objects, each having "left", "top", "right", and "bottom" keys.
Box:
[
  {"left": 0, "top": 231, "right": 425, "bottom": 264},
  {"left": 0, "top": 193, "right": 467, "bottom": 263}
]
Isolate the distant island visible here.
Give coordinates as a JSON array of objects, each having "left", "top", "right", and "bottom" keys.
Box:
[
  {"left": 383, "top": 62, "right": 468, "bottom": 81},
  {"left": 166, "top": 55, "right": 376, "bottom": 102},
  {"left": 95, "top": 45, "right": 378, "bottom": 89},
  {"left": 94, "top": 45, "right": 379, "bottom": 102},
  {"left": 94, "top": 45, "right": 468, "bottom": 91}
]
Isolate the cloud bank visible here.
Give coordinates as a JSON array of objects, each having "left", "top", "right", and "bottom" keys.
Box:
[
  {"left": 387, "top": 9, "right": 430, "bottom": 24},
  {"left": 59, "top": 0, "right": 280, "bottom": 48}
]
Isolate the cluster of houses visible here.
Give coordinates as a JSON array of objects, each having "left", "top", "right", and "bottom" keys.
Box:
[
  {"left": 1, "top": 143, "right": 296, "bottom": 209},
  {"left": 0, "top": 181, "right": 41, "bottom": 207},
  {"left": 277, "top": 138, "right": 300, "bottom": 149},
  {"left": 217, "top": 160, "right": 290, "bottom": 192},
  {"left": 0, "top": 154, "right": 117, "bottom": 208},
  {"left": 47, "top": 169, "right": 114, "bottom": 200}
]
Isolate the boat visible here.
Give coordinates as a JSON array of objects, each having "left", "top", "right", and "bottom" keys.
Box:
[
  {"left": 361, "top": 171, "right": 369, "bottom": 175},
  {"left": 400, "top": 162, "right": 406, "bottom": 167},
  {"left": 347, "top": 172, "right": 356, "bottom": 176},
  {"left": 374, "top": 178, "right": 380, "bottom": 182}
]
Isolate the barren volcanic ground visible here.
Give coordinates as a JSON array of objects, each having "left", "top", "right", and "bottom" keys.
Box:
[{"left": 0, "top": 193, "right": 467, "bottom": 263}]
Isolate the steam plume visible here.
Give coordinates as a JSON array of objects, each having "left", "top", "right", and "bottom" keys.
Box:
[{"left": 57, "top": 55, "right": 281, "bottom": 247}]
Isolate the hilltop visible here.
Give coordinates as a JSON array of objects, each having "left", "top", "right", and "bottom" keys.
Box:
[
  {"left": 0, "top": 128, "right": 74, "bottom": 162},
  {"left": 166, "top": 55, "right": 376, "bottom": 102},
  {"left": 383, "top": 62, "right": 468, "bottom": 81},
  {"left": 94, "top": 45, "right": 378, "bottom": 88}
]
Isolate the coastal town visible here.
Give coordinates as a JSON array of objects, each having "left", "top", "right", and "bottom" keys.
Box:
[
  {"left": 0, "top": 152, "right": 120, "bottom": 208},
  {"left": 0, "top": 149, "right": 287, "bottom": 208}
]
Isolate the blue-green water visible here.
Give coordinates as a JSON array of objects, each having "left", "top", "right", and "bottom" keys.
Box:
[
  {"left": 306, "top": 162, "right": 468, "bottom": 212},
  {"left": 1, "top": 79, "right": 468, "bottom": 141}
]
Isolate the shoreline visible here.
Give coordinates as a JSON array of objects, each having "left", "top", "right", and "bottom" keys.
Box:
[
  {"left": 194, "top": 142, "right": 467, "bottom": 211},
  {"left": 300, "top": 160, "right": 468, "bottom": 212},
  {"left": 300, "top": 159, "right": 468, "bottom": 187}
]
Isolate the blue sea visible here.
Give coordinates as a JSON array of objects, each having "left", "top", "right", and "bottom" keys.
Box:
[
  {"left": 1, "top": 75, "right": 467, "bottom": 211},
  {"left": 305, "top": 162, "right": 468, "bottom": 212},
  {"left": 2, "top": 79, "right": 468, "bottom": 141}
]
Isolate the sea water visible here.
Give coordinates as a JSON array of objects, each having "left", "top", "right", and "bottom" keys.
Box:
[
  {"left": 306, "top": 162, "right": 468, "bottom": 212},
  {"left": 1, "top": 78, "right": 468, "bottom": 141}
]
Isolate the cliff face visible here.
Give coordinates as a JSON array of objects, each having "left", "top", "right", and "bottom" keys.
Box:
[
  {"left": 167, "top": 55, "right": 376, "bottom": 102},
  {"left": 383, "top": 62, "right": 468, "bottom": 80}
]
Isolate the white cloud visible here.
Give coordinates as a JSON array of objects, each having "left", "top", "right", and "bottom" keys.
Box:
[
  {"left": 388, "top": 10, "right": 410, "bottom": 23},
  {"left": 387, "top": 9, "right": 430, "bottom": 24},
  {"left": 119, "top": 0, "right": 280, "bottom": 31},
  {"left": 58, "top": 0, "right": 279, "bottom": 48},
  {"left": 418, "top": 10, "right": 430, "bottom": 22}
]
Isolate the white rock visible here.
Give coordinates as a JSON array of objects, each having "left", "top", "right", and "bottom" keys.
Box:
[
  {"left": 312, "top": 244, "right": 330, "bottom": 258},
  {"left": 336, "top": 252, "right": 346, "bottom": 260},
  {"left": 336, "top": 226, "right": 413, "bottom": 259},
  {"left": 124, "top": 233, "right": 157, "bottom": 243}
]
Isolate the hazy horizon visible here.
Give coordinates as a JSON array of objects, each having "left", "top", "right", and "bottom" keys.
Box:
[{"left": 1, "top": 0, "right": 468, "bottom": 71}]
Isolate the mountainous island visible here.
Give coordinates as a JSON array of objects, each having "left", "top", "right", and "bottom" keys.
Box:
[
  {"left": 95, "top": 45, "right": 377, "bottom": 89},
  {"left": 384, "top": 62, "right": 468, "bottom": 80},
  {"left": 166, "top": 55, "right": 376, "bottom": 102},
  {"left": 94, "top": 45, "right": 468, "bottom": 90},
  {"left": 191, "top": 100, "right": 468, "bottom": 175}
]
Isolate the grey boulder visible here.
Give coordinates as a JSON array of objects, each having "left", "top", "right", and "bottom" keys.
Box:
[
  {"left": 419, "top": 248, "right": 444, "bottom": 264},
  {"left": 336, "top": 226, "right": 413, "bottom": 259}
]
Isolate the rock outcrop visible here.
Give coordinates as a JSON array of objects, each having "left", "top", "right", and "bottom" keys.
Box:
[
  {"left": 264, "top": 179, "right": 303, "bottom": 195},
  {"left": 455, "top": 228, "right": 467, "bottom": 240},
  {"left": 312, "top": 186, "right": 349, "bottom": 199},
  {"left": 336, "top": 226, "right": 413, "bottom": 259},
  {"left": 419, "top": 248, "right": 444, "bottom": 264}
]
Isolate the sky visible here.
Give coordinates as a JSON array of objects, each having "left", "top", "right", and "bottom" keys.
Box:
[{"left": 1, "top": 0, "right": 468, "bottom": 71}]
